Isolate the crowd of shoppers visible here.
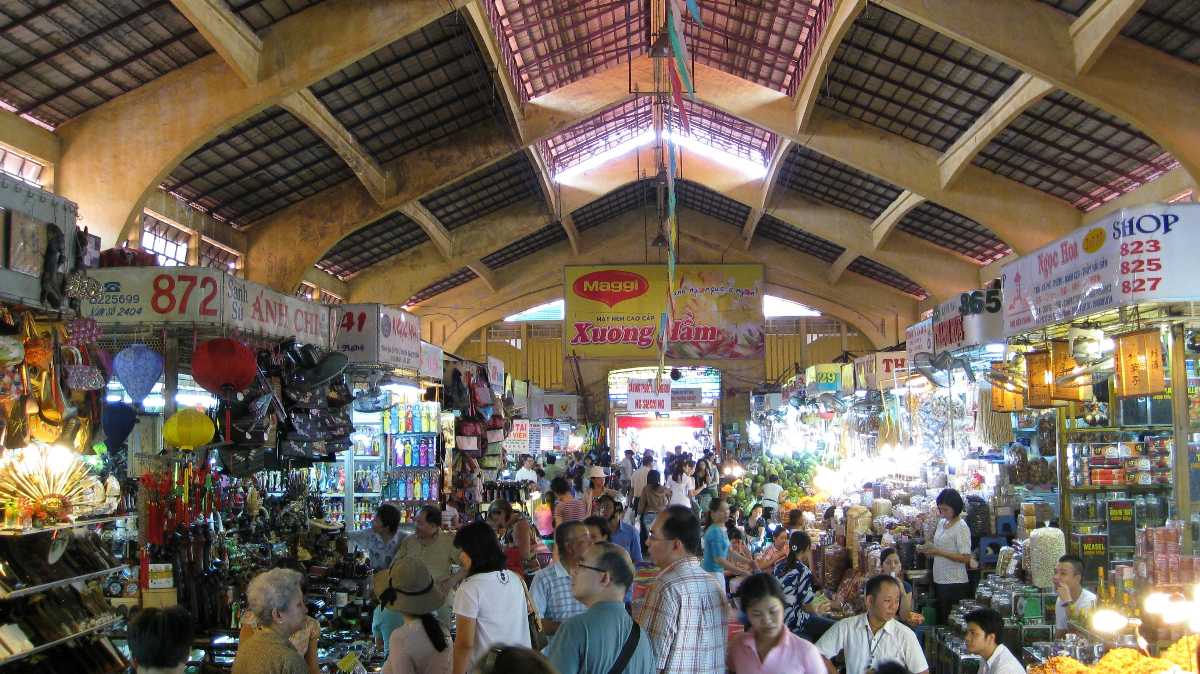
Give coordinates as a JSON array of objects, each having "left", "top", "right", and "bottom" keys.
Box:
[{"left": 220, "top": 449, "right": 977, "bottom": 674}]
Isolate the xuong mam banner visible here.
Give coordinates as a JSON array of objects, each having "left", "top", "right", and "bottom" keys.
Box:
[{"left": 564, "top": 264, "right": 765, "bottom": 359}]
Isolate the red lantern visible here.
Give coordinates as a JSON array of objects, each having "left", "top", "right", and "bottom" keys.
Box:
[{"left": 192, "top": 338, "right": 257, "bottom": 441}]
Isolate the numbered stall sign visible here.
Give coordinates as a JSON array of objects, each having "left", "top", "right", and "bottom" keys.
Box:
[
  {"left": 83, "top": 268, "right": 224, "bottom": 324},
  {"left": 334, "top": 304, "right": 421, "bottom": 370},
  {"left": 932, "top": 281, "right": 1004, "bottom": 354}
]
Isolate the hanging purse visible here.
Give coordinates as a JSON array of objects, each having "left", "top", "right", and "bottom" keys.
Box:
[
  {"left": 323, "top": 405, "right": 353, "bottom": 438},
  {"left": 63, "top": 346, "right": 106, "bottom": 391},
  {"left": 326, "top": 375, "right": 353, "bottom": 408},
  {"left": 66, "top": 318, "right": 102, "bottom": 346},
  {"left": 285, "top": 383, "right": 328, "bottom": 410},
  {"left": 470, "top": 369, "right": 492, "bottom": 407},
  {"left": 286, "top": 409, "right": 325, "bottom": 441},
  {"left": 22, "top": 314, "right": 51, "bottom": 369}
]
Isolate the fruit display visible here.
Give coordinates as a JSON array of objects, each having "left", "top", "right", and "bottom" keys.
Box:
[
  {"left": 1029, "top": 648, "right": 1185, "bottom": 674},
  {"left": 1161, "top": 635, "right": 1199, "bottom": 671},
  {"left": 722, "top": 454, "right": 822, "bottom": 514}
]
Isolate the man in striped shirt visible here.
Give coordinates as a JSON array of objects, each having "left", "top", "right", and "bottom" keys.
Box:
[
  {"left": 638, "top": 504, "right": 727, "bottom": 674},
  {"left": 552, "top": 477, "right": 588, "bottom": 526}
]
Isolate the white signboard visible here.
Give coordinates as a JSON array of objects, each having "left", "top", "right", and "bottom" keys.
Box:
[
  {"left": 85, "top": 267, "right": 225, "bottom": 324},
  {"left": 487, "top": 356, "right": 505, "bottom": 392},
  {"left": 503, "top": 419, "right": 530, "bottom": 454},
  {"left": 334, "top": 304, "right": 421, "bottom": 370},
  {"left": 931, "top": 287, "right": 1004, "bottom": 353},
  {"left": 529, "top": 384, "right": 544, "bottom": 422},
  {"left": 854, "top": 353, "right": 908, "bottom": 390},
  {"left": 83, "top": 268, "right": 333, "bottom": 347},
  {"left": 670, "top": 387, "right": 702, "bottom": 408},
  {"left": 626, "top": 378, "right": 671, "bottom": 412},
  {"left": 419, "top": 341, "right": 444, "bottom": 379},
  {"left": 543, "top": 394, "right": 578, "bottom": 419},
  {"left": 905, "top": 318, "right": 933, "bottom": 361},
  {"left": 1002, "top": 203, "right": 1200, "bottom": 336}
]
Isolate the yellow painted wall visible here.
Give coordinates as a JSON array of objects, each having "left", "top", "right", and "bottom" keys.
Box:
[
  {"left": 764, "top": 333, "right": 873, "bottom": 383},
  {"left": 459, "top": 333, "right": 564, "bottom": 391}
]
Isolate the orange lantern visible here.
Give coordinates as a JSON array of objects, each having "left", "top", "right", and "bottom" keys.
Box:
[
  {"left": 990, "top": 362, "right": 1025, "bottom": 413},
  {"left": 1025, "top": 350, "right": 1056, "bottom": 408},
  {"left": 1050, "top": 339, "right": 1091, "bottom": 402},
  {"left": 1114, "top": 329, "right": 1166, "bottom": 397}
]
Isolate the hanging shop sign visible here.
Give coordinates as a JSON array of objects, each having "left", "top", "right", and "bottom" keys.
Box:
[
  {"left": 82, "top": 267, "right": 333, "bottom": 347},
  {"left": 543, "top": 394, "right": 579, "bottom": 420},
  {"left": 670, "top": 387, "right": 702, "bottom": 408},
  {"left": 905, "top": 318, "right": 933, "bottom": 363},
  {"left": 626, "top": 378, "right": 672, "bottom": 412},
  {"left": 503, "top": 419, "right": 530, "bottom": 454},
  {"left": 487, "top": 356, "right": 505, "bottom": 392},
  {"left": 932, "top": 285, "right": 1004, "bottom": 353},
  {"left": 333, "top": 303, "right": 421, "bottom": 370},
  {"left": 1114, "top": 328, "right": 1166, "bottom": 397},
  {"left": 804, "top": 364, "right": 842, "bottom": 395},
  {"left": 1002, "top": 203, "right": 1200, "bottom": 336},
  {"left": 420, "top": 341, "right": 444, "bottom": 379},
  {"left": 529, "top": 384, "right": 545, "bottom": 422},
  {"left": 564, "top": 264, "right": 765, "bottom": 359},
  {"left": 854, "top": 353, "right": 908, "bottom": 390}
]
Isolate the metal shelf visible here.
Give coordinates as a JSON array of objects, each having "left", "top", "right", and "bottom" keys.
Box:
[
  {"left": 353, "top": 493, "right": 381, "bottom": 497},
  {"left": 352, "top": 455, "right": 383, "bottom": 460},
  {"left": 1065, "top": 425, "right": 1173, "bottom": 433},
  {"left": 0, "top": 514, "right": 136, "bottom": 537},
  {"left": 0, "top": 564, "right": 129, "bottom": 600},
  {"left": 1067, "top": 484, "right": 1170, "bottom": 493},
  {"left": 0, "top": 615, "right": 121, "bottom": 666}
]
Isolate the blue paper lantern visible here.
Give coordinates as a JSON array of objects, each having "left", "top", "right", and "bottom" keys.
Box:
[
  {"left": 102, "top": 402, "right": 138, "bottom": 449},
  {"left": 113, "top": 343, "right": 163, "bottom": 404}
]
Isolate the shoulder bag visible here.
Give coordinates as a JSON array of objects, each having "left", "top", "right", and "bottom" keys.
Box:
[
  {"left": 518, "top": 573, "right": 549, "bottom": 651},
  {"left": 607, "top": 621, "right": 642, "bottom": 674}
]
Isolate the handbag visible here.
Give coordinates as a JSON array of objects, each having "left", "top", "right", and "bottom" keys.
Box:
[
  {"left": 445, "top": 368, "right": 469, "bottom": 410},
  {"left": 285, "top": 383, "right": 328, "bottom": 410},
  {"left": 66, "top": 318, "right": 102, "bottom": 346},
  {"left": 63, "top": 346, "right": 106, "bottom": 391},
  {"left": 519, "top": 574, "right": 549, "bottom": 651},
  {"left": 326, "top": 375, "right": 353, "bottom": 408},
  {"left": 3, "top": 396, "right": 29, "bottom": 449},
  {"left": 455, "top": 435, "right": 480, "bottom": 452},
  {"left": 468, "top": 371, "right": 492, "bottom": 408},
  {"left": 286, "top": 409, "right": 325, "bottom": 441}
]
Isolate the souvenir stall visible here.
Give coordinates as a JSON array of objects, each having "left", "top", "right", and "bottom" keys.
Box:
[
  {"left": 326, "top": 304, "right": 444, "bottom": 529},
  {"left": 443, "top": 353, "right": 512, "bottom": 523}
]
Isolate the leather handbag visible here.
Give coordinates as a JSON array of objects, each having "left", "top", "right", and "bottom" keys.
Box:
[
  {"left": 445, "top": 368, "right": 469, "bottom": 410},
  {"left": 520, "top": 575, "right": 549, "bottom": 650}
]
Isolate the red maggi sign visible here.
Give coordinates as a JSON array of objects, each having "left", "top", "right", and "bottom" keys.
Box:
[{"left": 572, "top": 270, "right": 648, "bottom": 308}]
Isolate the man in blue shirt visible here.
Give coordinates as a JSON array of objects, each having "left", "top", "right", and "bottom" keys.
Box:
[
  {"left": 547, "top": 542, "right": 655, "bottom": 674},
  {"left": 596, "top": 494, "right": 642, "bottom": 565}
]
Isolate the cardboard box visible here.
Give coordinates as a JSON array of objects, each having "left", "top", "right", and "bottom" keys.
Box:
[{"left": 142, "top": 588, "right": 177, "bottom": 609}]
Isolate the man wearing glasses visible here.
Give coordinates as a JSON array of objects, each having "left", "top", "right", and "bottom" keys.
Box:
[
  {"left": 546, "top": 542, "right": 655, "bottom": 674},
  {"left": 530, "top": 521, "right": 591, "bottom": 636},
  {"left": 638, "top": 505, "right": 727, "bottom": 674}
]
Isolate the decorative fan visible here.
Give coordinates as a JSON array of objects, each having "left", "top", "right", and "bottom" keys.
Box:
[
  {"left": 911, "top": 352, "right": 973, "bottom": 387},
  {"left": 982, "top": 363, "right": 1028, "bottom": 393},
  {"left": 816, "top": 392, "right": 848, "bottom": 414}
]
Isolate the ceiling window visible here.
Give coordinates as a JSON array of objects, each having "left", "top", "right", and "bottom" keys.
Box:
[{"left": 142, "top": 214, "right": 189, "bottom": 266}]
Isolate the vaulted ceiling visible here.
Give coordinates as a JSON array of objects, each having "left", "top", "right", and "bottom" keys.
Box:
[{"left": 3, "top": 0, "right": 1197, "bottom": 345}]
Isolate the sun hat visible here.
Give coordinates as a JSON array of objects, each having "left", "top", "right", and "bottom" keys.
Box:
[
  {"left": 586, "top": 466, "right": 609, "bottom": 479},
  {"left": 372, "top": 558, "right": 445, "bottom": 615}
]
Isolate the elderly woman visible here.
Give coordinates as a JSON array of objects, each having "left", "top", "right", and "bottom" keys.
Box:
[{"left": 233, "top": 568, "right": 313, "bottom": 674}]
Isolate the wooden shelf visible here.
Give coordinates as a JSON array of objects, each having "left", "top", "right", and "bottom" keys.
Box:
[
  {"left": 0, "top": 616, "right": 121, "bottom": 666},
  {"left": 0, "top": 565, "right": 129, "bottom": 600}
]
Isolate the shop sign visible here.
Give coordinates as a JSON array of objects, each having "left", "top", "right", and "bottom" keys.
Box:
[
  {"left": 503, "top": 419, "right": 530, "bottom": 454},
  {"left": 804, "top": 364, "right": 841, "bottom": 394},
  {"left": 543, "top": 394, "right": 578, "bottom": 419},
  {"left": 81, "top": 268, "right": 334, "bottom": 347},
  {"left": 83, "top": 267, "right": 225, "bottom": 324},
  {"left": 419, "top": 342, "right": 443, "bottom": 379},
  {"left": 905, "top": 318, "right": 933, "bottom": 362},
  {"left": 333, "top": 304, "right": 420, "bottom": 370},
  {"left": 487, "top": 356, "right": 505, "bottom": 392},
  {"left": 626, "top": 378, "right": 672, "bottom": 412},
  {"left": 229, "top": 277, "right": 333, "bottom": 348},
  {"left": 564, "top": 264, "right": 765, "bottom": 359},
  {"left": 1002, "top": 203, "right": 1200, "bottom": 337},
  {"left": 932, "top": 287, "right": 1003, "bottom": 354},
  {"left": 670, "top": 387, "right": 702, "bottom": 408},
  {"left": 855, "top": 353, "right": 908, "bottom": 390},
  {"left": 528, "top": 385, "right": 544, "bottom": 422}
]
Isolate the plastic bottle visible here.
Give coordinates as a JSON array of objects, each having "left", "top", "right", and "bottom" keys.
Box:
[
  {"left": 413, "top": 405, "right": 422, "bottom": 433},
  {"left": 429, "top": 477, "right": 438, "bottom": 501},
  {"left": 406, "top": 475, "right": 415, "bottom": 501},
  {"left": 405, "top": 406, "right": 413, "bottom": 433},
  {"left": 421, "top": 475, "right": 430, "bottom": 500},
  {"left": 413, "top": 475, "right": 422, "bottom": 502}
]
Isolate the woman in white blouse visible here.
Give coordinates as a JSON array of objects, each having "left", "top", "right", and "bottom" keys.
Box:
[{"left": 918, "top": 488, "right": 973, "bottom": 624}]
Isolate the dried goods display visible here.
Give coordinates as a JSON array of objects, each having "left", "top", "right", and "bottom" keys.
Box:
[{"left": 1029, "top": 527, "right": 1067, "bottom": 588}]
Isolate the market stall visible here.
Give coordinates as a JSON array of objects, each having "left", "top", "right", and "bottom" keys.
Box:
[{"left": 607, "top": 365, "right": 720, "bottom": 464}]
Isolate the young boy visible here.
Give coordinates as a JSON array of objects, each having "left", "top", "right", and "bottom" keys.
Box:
[
  {"left": 963, "top": 608, "right": 1023, "bottom": 674},
  {"left": 128, "top": 607, "right": 194, "bottom": 674}
]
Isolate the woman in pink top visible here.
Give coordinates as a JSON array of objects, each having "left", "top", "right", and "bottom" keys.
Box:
[
  {"left": 728, "top": 573, "right": 827, "bottom": 674},
  {"left": 379, "top": 558, "right": 452, "bottom": 674}
]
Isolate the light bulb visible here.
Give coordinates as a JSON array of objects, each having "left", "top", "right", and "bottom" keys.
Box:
[
  {"left": 1144, "top": 592, "right": 1171, "bottom": 615},
  {"left": 1162, "top": 600, "right": 1192, "bottom": 625},
  {"left": 1091, "top": 609, "right": 1129, "bottom": 633}
]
